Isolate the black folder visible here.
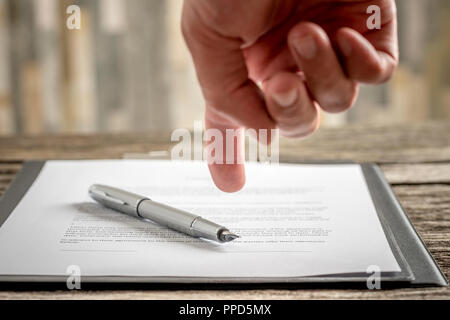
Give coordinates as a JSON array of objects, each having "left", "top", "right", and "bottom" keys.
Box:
[{"left": 0, "top": 161, "right": 447, "bottom": 288}]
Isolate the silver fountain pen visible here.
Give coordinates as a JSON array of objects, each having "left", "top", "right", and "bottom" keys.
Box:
[{"left": 89, "top": 184, "right": 240, "bottom": 243}]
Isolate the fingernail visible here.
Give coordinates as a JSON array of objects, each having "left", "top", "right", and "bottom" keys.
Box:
[
  {"left": 271, "top": 88, "right": 298, "bottom": 108},
  {"left": 293, "top": 35, "right": 317, "bottom": 59},
  {"left": 338, "top": 36, "right": 352, "bottom": 57}
]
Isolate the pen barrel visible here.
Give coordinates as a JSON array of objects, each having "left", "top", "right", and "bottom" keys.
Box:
[
  {"left": 190, "top": 217, "right": 227, "bottom": 242},
  {"left": 138, "top": 200, "right": 225, "bottom": 241}
]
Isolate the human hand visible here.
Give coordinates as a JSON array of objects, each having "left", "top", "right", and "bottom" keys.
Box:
[{"left": 182, "top": 0, "right": 398, "bottom": 192}]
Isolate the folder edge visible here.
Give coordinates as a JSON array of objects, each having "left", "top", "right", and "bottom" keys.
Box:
[
  {"left": 361, "top": 164, "right": 448, "bottom": 287},
  {"left": 0, "top": 161, "right": 447, "bottom": 287}
]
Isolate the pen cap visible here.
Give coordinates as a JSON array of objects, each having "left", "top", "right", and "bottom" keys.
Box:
[
  {"left": 137, "top": 199, "right": 200, "bottom": 235},
  {"left": 89, "top": 184, "right": 147, "bottom": 218}
]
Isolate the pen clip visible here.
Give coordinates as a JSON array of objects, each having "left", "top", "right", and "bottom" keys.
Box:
[
  {"left": 91, "top": 189, "right": 126, "bottom": 205},
  {"left": 89, "top": 184, "right": 148, "bottom": 218}
]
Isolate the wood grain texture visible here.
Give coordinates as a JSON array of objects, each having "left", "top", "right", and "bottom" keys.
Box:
[
  {"left": 0, "top": 122, "right": 449, "bottom": 300},
  {"left": 0, "top": 121, "right": 449, "bottom": 162}
]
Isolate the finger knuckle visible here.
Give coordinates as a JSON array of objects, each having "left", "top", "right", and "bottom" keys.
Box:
[
  {"left": 280, "top": 117, "right": 319, "bottom": 138},
  {"left": 278, "top": 105, "right": 320, "bottom": 138},
  {"left": 321, "top": 84, "right": 358, "bottom": 113}
]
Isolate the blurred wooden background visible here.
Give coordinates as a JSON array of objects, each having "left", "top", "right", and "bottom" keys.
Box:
[{"left": 0, "top": 0, "right": 449, "bottom": 136}]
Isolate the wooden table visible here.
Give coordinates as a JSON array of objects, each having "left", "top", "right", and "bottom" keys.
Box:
[{"left": 0, "top": 122, "right": 449, "bottom": 299}]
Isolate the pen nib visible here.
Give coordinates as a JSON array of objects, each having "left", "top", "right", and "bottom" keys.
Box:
[{"left": 219, "top": 230, "right": 240, "bottom": 242}]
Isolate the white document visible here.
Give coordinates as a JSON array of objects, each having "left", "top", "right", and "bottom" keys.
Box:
[{"left": 0, "top": 160, "right": 400, "bottom": 278}]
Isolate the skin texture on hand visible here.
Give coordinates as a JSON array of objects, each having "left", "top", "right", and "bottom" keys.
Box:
[{"left": 182, "top": 0, "right": 398, "bottom": 192}]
